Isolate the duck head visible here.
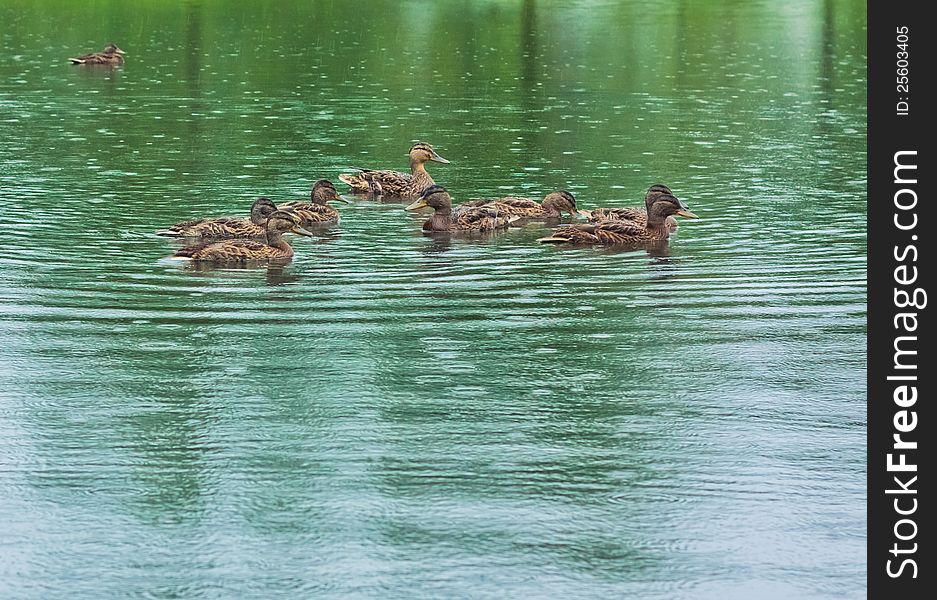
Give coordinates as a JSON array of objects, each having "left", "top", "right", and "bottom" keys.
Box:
[
  {"left": 310, "top": 179, "right": 350, "bottom": 205},
  {"left": 249, "top": 197, "right": 278, "bottom": 224},
  {"left": 266, "top": 210, "right": 315, "bottom": 237},
  {"left": 542, "top": 190, "right": 579, "bottom": 216},
  {"left": 103, "top": 43, "right": 126, "bottom": 55},
  {"left": 644, "top": 184, "right": 676, "bottom": 211},
  {"left": 408, "top": 142, "right": 449, "bottom": 166},
  {"left": 405, "top": 185, "right": 452, "bottom": 213},
  {"left": 647, "top": 193, "right": 698, "bottom": 226}
]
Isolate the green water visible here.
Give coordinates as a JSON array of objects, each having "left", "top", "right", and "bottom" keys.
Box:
[{"left": 1, "top": 1, "right": 867, "bottom": 598}]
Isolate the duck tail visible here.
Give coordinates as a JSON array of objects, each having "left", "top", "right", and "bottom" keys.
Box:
[
  {"left": 339, "top": 172, "right": 383, "bottom": 194},
  {"left": 537, "top": 235, "right": 570, "bottom": 244},
  {"left": 173, "top": 242, "right": 211, "bottom": 258},
  {"left": 68, "top": 58, "right": 85, "bottom": 64},
  {"left": 338, "top": 173, "right": 367, "bottom": 188},
  {"left": 155, "top": 229, "right": 182, "bottom": 237}
]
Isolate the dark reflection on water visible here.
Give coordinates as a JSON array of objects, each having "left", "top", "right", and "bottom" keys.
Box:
[
  {"left": 179, "top": 263, "right": 302, "bottom": 287},
  {"left": 1, "top": 0, "right": 865, "bottom": 598}
]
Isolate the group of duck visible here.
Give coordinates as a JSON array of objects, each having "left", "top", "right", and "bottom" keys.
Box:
[
  {"left": 155, "top": 141, "right": 699, "bottom": 263},
  {"left": 68, "top": 44, "right": 700, "bottom": 263},
  {"left": 69, "top": 44, "right": 700, "bottom": 261}
]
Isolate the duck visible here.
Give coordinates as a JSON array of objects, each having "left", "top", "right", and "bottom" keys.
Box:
[
  {"left": 339, "top": 142, "right": 449, "bottom": 198},
  {"left": 539, "top": 191, "right": 698, "bottom": 245},
  {"left": 156, "top": 197, "right": 278, "bottom": 239},
  {"left": 455, "top": 190, "right": 579, "bottom": 221},
  {"left": 405, "top": 185, "right": 519, "bottom": 232},
  {"left": 68, "top": 43, "right": 126, "bottom": 65},
  {"left": 278, "top": 179, "right": 350, "bottom": 227},
  {"left": 579, "top": 184, "right": 680, "bottom": 231},
  {"left": 172, "top": 211, "right": 314, "bottom": 263}
]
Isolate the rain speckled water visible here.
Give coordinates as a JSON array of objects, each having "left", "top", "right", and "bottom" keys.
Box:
[{"left": 1, "top": 1, "right": 866, "bottom": 598}]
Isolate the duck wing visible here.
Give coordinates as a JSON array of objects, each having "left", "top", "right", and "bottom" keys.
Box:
[
  {"left": 158, "top": 216, "right": 261, "bottom": 239},
  {"left": 582, "top": 207, "right": 677, "bottom": 231},
  {"left": 282, "top": 203, "right": 340, "bottom": 225},
  {"left": 176, "top": 239, "right": 281, "bottom": 261},
  {"left": 339, "top": 168, "right": 412, "bottom": 194},
  {"left": 539, "top": 219, "right": 646, "bottom": 245},
  {"left": 69, "top": 52, "right": 120, "bottom": 65},
  {"left": 452, "top": 206, "right": 514, "bottom": 231},
  {"left": 584, "top": 207, "right": 645, "bottom": 223}
]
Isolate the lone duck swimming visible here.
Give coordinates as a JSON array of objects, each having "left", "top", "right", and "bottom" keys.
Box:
[
  {"left": 69, "top": 43, "right": 126, "bottom": 65},
  {"left": 278, "top": 179, "right": 350, "bottom": 227},
  {"left": 339, "top": 142, "right": 449, "bottom": 199}
]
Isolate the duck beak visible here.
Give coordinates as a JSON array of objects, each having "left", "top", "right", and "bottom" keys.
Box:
[
  {"left": 330, "top": 195, "right": 352, "bottom": 204},
  {"left": 430, "top": 153, "right": 450, "bottom": 164},
  {"left": 675, "top": 209, "right": 699, "bottom": 219},
  {"left": 405, "top": 198, "right": 428, "bottom": 210},
  {"left": 291, "top": 225, "right": 315, "bottom": 237},
  {"left": 116, "top": 49, "right": 126, "bottom": 55},
  {"left": 569, "top": 208, "right": 580, "bottom": 217},
  {"left": 577, "top": 209, "right": 592, "bottom": 219}
]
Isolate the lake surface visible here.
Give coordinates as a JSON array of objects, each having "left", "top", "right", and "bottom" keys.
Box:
[{"left": 0, "top": 1, "right": 867, "bottom": 598}]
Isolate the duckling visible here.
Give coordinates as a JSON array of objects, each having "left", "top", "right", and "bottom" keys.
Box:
[
  {"left": 172, "top": 211, "right": 314, "bottom": 263},
  {"left": 455, "top": 190, "right": 579, "bottom": 221},
  {"left": 278, "top": 179, "right": 350, "bottom": 227},
  {"left": 68, "top": 43, "right": 126, "bottom": 65},
  {"left": 339, "top": 142, "right": 449, "bottom": 198},
  {"left": 156, "top": 197, "right": 277, "bottom": 239},
  {"left": 405, "top": 185, "right": 519, "bottom": 232},
  {"left": 580, "top": 184, "right": 680, "bottom": 231},
  {"left": 539, "top": 192, "right": 698, "bottom": 245}
]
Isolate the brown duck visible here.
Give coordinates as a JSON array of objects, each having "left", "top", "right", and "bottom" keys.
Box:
[
  {"left": 172, "top": 211, "right": 313, "bottom": 263},
  {"left": 455, "top": 191, "right": 579, "bottom": 221},
  {"left": 405, "top": 185, "right": 519, "bottom": 232},
  {"left": 278, "top": 179, "right": 350, "bottom": 227},
  {"left": 156, "top": 198, "right": 277, "bottom": 239},
  {"left": 69, "top": 43, "right": 126, "bottom": 65},
  {"left": 539, "top": 191, "right": 698, "bottom": 245},
  {"left": 580, "top": 184, "right": 680, "bottom": 231},
  {"left": 339, "top": 142, "right": 449, "bottom": 198}
]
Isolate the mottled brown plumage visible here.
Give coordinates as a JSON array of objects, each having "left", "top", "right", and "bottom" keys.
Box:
[
  {"left": 456, "top": 191, "right": 578, "bottom": 221},
  {"left": 156, "top": 198, "right": 277, "bottom": 239},
  {"left": 279, "top": 179, "right": 350, "bottom": 227},
  {"left": 580, "top": 184, "right": 679, "bottom": 231},
  {"left": 173, "top": 211, "right": 314, "bottom": 263},
  {"left": 69, "top": 43, "right": 126, "bottom": 65},
  {"left": 406, "top": 185, "right": 518, "bottom": 232},
  {"left": 339, "top": 142, "right": 449, "bottom": 198},
  {"left": 539, "top": 192, "right": 698, "bottom": 245}
]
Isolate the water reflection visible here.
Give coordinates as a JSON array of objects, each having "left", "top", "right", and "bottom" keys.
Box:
[
  {"left": 125, "top": 399, "right": 212, "bottom": 525},
  {"left": 540, "top": 240, "right": 673, "bottom": 259},
  {"left": 184, "top": 0, "right": 204, "bottom": 145},
  {"left": 346, "top": 191, "right": 417, "bottom": 204},
  {"left": 178, "top": 261, "right": 301, "bottom": 287},
  {"left": 420, "top": 232, "right": 453, "bottom": 254},
  {"left": 594, "top": 240, "right": 673, "bottom": 258},
  {"left": 71, "top": 64, "right": 123, "bottom": 78}
]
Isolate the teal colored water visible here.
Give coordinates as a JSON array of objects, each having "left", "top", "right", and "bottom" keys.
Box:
[{"left": 1, "top": 1, "right": 866, "bottom": 598}]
